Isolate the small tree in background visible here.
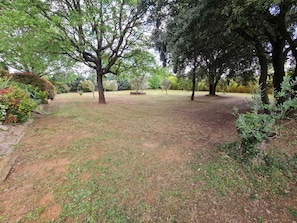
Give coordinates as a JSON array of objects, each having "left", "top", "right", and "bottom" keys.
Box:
[
  {"left": 160, "top": 78, "right": 171, "bottom": 95},
  {"left": 130, "top": 76, "right": 148, "bottom": 93}
]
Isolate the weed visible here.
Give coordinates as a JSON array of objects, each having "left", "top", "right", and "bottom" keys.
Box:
[{"left": 288, "top": 206, "right": 297, "bottom": 219}]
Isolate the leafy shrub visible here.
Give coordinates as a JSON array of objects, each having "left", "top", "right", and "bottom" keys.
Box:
[
  {"left": 148, "top": 73, "right": 161, "bottom": 89},
  {"left": 130, "top": 76, "right": 148, "bottom": 92},
  {"left": 103, "top": 80, "right": 118, "bottom": 91},
  {"left": 78, "top": 80, "right": 94, "bottom": 92},
  {"left": 167, "top": 76, "right": 178, "bottom": 90},
  {"left": 177, "top": 79, "right": 192, "bottom": 90},
  {"left": 234, "top": 77, "right": 297, "bottom": 161},
  {"left": 0, "top": 87, "right": 38, "bottom": 123},
  {"left": 11, "top": 72, "right": 56, "bottom": 100},
  {"left": 54, "top": 83, "right": 71, "bottom": 94},
  {"left": 117, "top": 78, "right": 130, "bottom": 90},
  {"left": 14, "top": 82, "right": 47, "bottom": 104},
  {"left": 160, "top": 78, "right": 171, "bottom": 94},
  {"left": 197, "top": 81, "right": 208, "bottom": 91}
]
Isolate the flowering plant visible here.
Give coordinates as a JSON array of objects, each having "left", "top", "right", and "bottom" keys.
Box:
[{"left": 0, "top": 87, "right": 38, "bottom": 123}]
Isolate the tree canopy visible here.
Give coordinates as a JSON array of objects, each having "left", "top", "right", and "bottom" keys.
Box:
[
  {"left": 150, "top": 0, "right": 297, "bottom": 100},
  {"left": 0, "top": 0, "right": 150, "bottom": 103}
]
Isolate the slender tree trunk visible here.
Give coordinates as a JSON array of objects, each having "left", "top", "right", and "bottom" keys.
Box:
[
  {"left": 255, "top": 43, "right": 269, "bottom": 105},
  {"left": 96, "top": 70, "right": 106, "bottom": 104},
  {"left": 191, "top": 65, "right": 197, "bottom": 101}
]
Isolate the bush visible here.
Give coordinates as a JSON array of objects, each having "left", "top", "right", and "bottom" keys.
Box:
[
  {"left": 13, "top": 82, "right": 47, "bottom": 104},
  {"left": 117, "top": 78, "right": 130, "bottom": 90},
  {"left": 167, "top": 76, "right": 178, "bottom": 90},
  {"left": 11, "top": 72, "right": 56, "bottom": 100},
  {"left": 130, "top": 76, "right": 148, "bottom": 92},
  {"left": 234, "top": 77, "right": 297, "bottom": 161},
  {"left": 103, "top": 80, "right": 118, "bottom": 91},
  {"left": 55, "top": 83, "right": 71, "bottom": 94},
  {"left": 197, "top": 81, "right": 208, "bottom": 91},
  {"left": 148, "top": 74, "right": 161, "bottom": 89},
  {"left": 0, "top": 87, "right": 38, "bottom": 123},
  {"left": 78, "top": 80, "right": 94, "bottom": 92},
  {"left": 177, "top": 79, "right": 192, "bottom": 90},
  {"left": 160, "top": 78, "right": 171, "bottom": 94}
]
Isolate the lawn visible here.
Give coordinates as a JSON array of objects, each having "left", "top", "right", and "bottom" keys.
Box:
[{"left": 0, "top": 90, "right": 296, "bottom": 222}]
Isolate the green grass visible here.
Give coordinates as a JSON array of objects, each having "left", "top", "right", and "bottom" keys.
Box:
[{"left": 5, "top": 90, "right": 296, "bottom": 222}]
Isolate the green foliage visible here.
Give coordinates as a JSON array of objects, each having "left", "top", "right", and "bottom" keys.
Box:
[
  {"left": 160, "top": 78, "right": 171, "bottom": 94},
  {"left": 0, "top": 76, "right": 12, "bottom": 90},
  {"left": 148, "top": 73, "right": 161, "bottom": 89},
  {"left": 167, "top": 76, "right": 178, "bottom": 90},
  {"left": 78, "top": 80, "right": 95, "bottom": 93},
  {"left": 117, "top": 78, "right": 130, "bottom": 90},
  {"left": 69, "top": 77, "right": 85, "bottom": 92},
  {"left": 14, "top": 82, "right": 47, "bottom": 104},
  {"left": 220, "top": 142, "right": 297, "bottom": 195},
  {"left": 288, "top": 207, "right": 297, "bottom": 220},
  {"left": 177, "top": 79, "right": 192, "bottom": 90},
  {"left": 0, "top": 103, "right": 7, "bottom": 122},
  {"left": 130, "top": 76, "right": 148, "bottom": 92},
  {"left": 103, "top": 80, "right": 118, "bottom": 91},
  {"left": 197, "top": 81, "right": 208, "bottom": 91},
  {"left": 234, "top": 77, "right": 297, "bottom": 161},
  {"left": 11, "top": 72, "right": 56, "bottom": 99},
  {"left": 1, "top": 0, "right": 148, "bottom": 103},
  {"left": 54, "top": 82, "right": 71, "bottom": 94},
  {"left": 0, "top": 87, "right": 38, "bottom": 123}
]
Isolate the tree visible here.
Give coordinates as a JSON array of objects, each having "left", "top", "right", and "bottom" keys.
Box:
[
  {"left": 0, "top": 3, "right": 75, "bottom": 76},
  {"left": 0, "top": 0, "right": 149, "bottom": 104},
  {"left": 223, "top": 0, "right": 297, "bottom": 103},
  {"left": 150, "top": 0, "right": 256, "bottom": 97},
  {"left": 160, "top": 78, "right": 171, "bottom": 95}
]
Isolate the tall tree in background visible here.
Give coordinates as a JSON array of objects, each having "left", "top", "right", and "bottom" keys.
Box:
[
  {"left": 0, "top": 0, "right": 149, "bottom": 103},
  {"left": 150, "top": 0, "right": 255, "bottom": 97}
]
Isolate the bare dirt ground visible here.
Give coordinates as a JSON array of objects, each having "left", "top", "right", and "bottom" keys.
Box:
[{"left": 0, "top": 92, "right": 296, "bottom": 222}]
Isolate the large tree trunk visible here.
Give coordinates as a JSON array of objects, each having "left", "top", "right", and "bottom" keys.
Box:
[
  {"left": 208, "top": 81, "right": 218, "bottom": 96},
  {"left": 271, "top": 36, "right": 285, "bottom": 103},
  {"left": 96, "top": 70, "right": 106, "bottom": 104},
  {"left": 255, "top": 42, "right": 269, "bottom": 105}
]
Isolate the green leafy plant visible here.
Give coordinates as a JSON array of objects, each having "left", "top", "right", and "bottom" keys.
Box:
[
  {"left": 234, "top": 77, "right": 297, "bottom": 161},
  {"left": 54, "top": 82, "right": 71, "bottom": 94},
  {"left": 11, "top": 72, "right": 56, "bottom": 99},
  {"left": 103, "top": 80, "right": 118, "bottom": 91},
  {"left": 0, "top": 103, "right": 7, "bottom": 122},
  {"left": 14, "top": 82, "right": 47, "bottom": 104},
  {"left": 288, "top": 207, "right": 297, "bottom": 219},
  {"left": 0, "top": 87, "right": 38, "bottom": 123},
  {"left": 78, "top": 79, "right": 95, "bottom": 92},
  {"left": 130, "top": 76, "right": 148, "bottom": 92},
  {"left": 0, "top": 76, "right": 12, "bottom": 90}
]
